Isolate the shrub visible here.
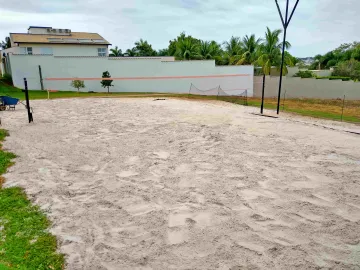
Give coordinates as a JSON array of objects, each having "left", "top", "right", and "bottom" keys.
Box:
[
  {"left": 328, "top": 76, "right": 351, "bottom": 81},
  {"left": 315, "top": 76, "right": 352, "bottom": 81},
  {"left": 70, "top": 80, "right": 85, "bottom": 92},
  {"left": 293, "top": 70, "right": 315, "bottom": 78},
  {"left": 100, "top": 71, "right": 114, "bottom": 93},
  {"left": 332, "top": 59, "right": 360, "bottom": 80},
  {"left": 0, "top": 73, "right": 13, "bottom": 85}
]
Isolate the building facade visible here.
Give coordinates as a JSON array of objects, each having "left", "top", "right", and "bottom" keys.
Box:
[{"left": 1, "top": 26, "right": 111, "bottom": 75}]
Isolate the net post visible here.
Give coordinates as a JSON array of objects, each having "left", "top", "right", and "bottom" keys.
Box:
[
  {"left": 245, "top": 89, "right": 248, "bottom": 106},
  {"left": 260, "top": 74, "right": 266, "bottom": 114},
  {"left": 188, "top": 83, "right": 192, "bottom": 99},
  {"left": 341, "top": 95, "right": 345, "bottom": 122},
  {"left": 38, "top": 65, "right": 44, "bottom": 91},
  {"left": 23, "top": 78, "right": 33, "bottom": 123},
  {"left": 217, "top": 86, "right": 220, "bottom": 100},
  {"left": 282, "top": 89, "right": 287, "bottom": 111}
]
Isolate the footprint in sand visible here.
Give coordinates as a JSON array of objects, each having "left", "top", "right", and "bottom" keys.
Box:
[
  {"left": 153, "top": 151, "right": 170, "bottom": 160},
  {"left": 117, "top": 171, "right": 139, "bottom": 178}
]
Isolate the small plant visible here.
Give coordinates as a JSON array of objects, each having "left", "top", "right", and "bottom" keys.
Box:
[
  {"left": 70, "top": 79, "right": 85, "bottom": 92},
  {"left": 100, "top": 71, "right": 114, "bottom": 93},
  {"left": 0, "top": 73, "right": 13, "bottom": 85},
  {"left": 293, "top": 70, "right": 314, "bottom": 78}
]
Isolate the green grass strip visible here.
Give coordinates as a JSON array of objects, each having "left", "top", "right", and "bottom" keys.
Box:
[{"left": 0, "top": 129, "right": 64, "bottom": 269}]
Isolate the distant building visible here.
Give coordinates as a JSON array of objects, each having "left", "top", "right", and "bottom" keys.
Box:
[
  {"left": 7, "top": 26, "right": 111, "bottom": 57},
  {"left": 1, "top": 26, "right": 111, "bottom": 75}
]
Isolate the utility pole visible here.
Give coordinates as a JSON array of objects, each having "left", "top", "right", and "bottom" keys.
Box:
[{"left": 275, "top": 0, "right": 300, "bottom": 114}]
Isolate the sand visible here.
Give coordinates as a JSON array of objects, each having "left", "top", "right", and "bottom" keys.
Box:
[{"left": 2, "top": 98, "right": 360, "bottom": 270}]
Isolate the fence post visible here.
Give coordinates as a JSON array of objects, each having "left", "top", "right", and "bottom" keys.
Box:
[
  {"left": 38, "top": 65, "right": 44, "bottom": 91},
  {"left": 341, "top": 95, "right": 345, "bottom": 122},
  {"left": 260, "top": 74, "right": 265, "bottom": 114},
  {"left": 24, "top": 78, "right": 33, "bottom": 123},
  {"left": 282, "top": 89, "right": 287, "bottom": 111}
]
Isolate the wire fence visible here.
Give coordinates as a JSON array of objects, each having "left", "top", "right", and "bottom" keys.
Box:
[
  {"left": 189, "top": 83, "right": 248, "bottom": 106},
  {"left": 277, "top": 90, "right": 360, "bottom": 123}
]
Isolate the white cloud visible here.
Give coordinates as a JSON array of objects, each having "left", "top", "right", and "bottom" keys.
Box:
[{"left": 1, "top": 0, "right": 359, "bottom": 57}]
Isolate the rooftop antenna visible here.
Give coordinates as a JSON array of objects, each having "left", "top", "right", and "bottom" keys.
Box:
[{"left": 275, "top": 0, "right": 300, "bottom": 114}]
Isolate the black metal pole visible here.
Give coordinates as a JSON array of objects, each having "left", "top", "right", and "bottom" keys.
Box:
[
  {"left": 276, "top": 0, "right": 289, "bottom": 115},
  {"left": 38, "top": 65, "right": 44, "bottom": 91},
  {"left": 341, "top": 95, "right": 345, "bottom": 122},
  {"left": 275, "top": 0, "right": 300, "bottom": 115},
  {"left": 261, "top": 74, "right": 266, "bottom": 114},
  {"left": 282, "top": 89, "right": 287, "bottom": 111},
  {"left": 24, "top": 78, "right": 33, "bottom": 123}
]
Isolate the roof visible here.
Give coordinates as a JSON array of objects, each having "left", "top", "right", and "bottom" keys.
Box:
[
  {"left": 10, "top": 32, "right": 111, "bottom": 45},
  {"left": 28, "top": 26, "right": 52, "bottom": 30}
]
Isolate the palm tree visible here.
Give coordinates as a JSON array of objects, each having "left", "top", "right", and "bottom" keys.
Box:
[
  {"left": 198, "top": 41, "right": 212, "bottom": 59},
  {"left": 197, "top": 40, "right": 221, "bottom": 60},
  {"left": 175, "top": 38, "right": 200, "bottom": 60},
  {"left": 256, "top": 27, "right": 293, "bottom": 113},
  {"left": 109, "top": 46, "right": 123, "bottom": 57},
  {"left": 124, "top": 48, "right": 136, "bottom": 57},
  {"left": 236, "top": 34, "right": 262, "bottom": 65},
  {"left": 158, "top": 48, "right": 169, "bottom": 56},
  {"left": 134, "top": 39, "right": 156, "bottom": 56},
  {"left": 222, "top": 36, "right": 243, "bottom": 65},
  {"left": 255, "top": 27, "right": 292, "bottom": 75}
]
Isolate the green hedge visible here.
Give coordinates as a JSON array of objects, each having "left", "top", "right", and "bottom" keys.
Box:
[
  {"left": 0, "top": 73, "right": 13, "bottom": 86},
  {"left": 315, "top": 76, "right": 352, "bottom": 81}
]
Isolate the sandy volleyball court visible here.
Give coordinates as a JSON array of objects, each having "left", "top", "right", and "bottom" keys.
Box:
[{"left": 2, "top": 98, "right": 360, "bottom": 269}]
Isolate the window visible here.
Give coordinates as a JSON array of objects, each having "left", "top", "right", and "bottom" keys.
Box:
[
  {"left": 40, "top": 47, "right": 53, "bottom": 55},
  {"left": 97, "top": 48, "right": 106, "bottom": 56},
  {"left": 20, "top": 47, "right": 33, "bottom": 55}
]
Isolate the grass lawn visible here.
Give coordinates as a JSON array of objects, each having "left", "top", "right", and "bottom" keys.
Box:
[
  {"left": 0, "top": 129, "right": 64, "bottom": 269},
  {"left": 247, "top": 97, "right": 360, "bottom": 123},
  {"left": 1, "top": 80, "right": 359, "bottom": 123}
]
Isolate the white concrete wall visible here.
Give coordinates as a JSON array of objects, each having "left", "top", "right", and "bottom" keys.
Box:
[
  {"left": 8, "top": 54, "right": 254, "bottom": 95},
  {"left": 254, "top": 76, "right": 360, "bottom": 100},
  {"left": 10, "top": 44, "right": 108, "bottom": 56},
  {"left": 310, "top": 70, "right": 332, "bottom": 77}
]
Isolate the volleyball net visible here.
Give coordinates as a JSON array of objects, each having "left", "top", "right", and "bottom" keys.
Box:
[{"left": 189, "top": 83, "right": 248, "bottom": 106}]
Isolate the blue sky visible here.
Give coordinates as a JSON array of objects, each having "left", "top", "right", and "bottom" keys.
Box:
[{"left": 1, "top": 0, "right": 359, "bottom": 57}]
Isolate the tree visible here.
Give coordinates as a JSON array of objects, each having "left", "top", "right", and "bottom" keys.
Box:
[
  {"left": 168, "top": 32, "right": 201, "bottom": 59},
  {"left": 157, "top": 48, "right": 169, "bottom": 56},
  {"left": 133, "top": 39, "right": 157, "bottom": 56},
  {"left": 100, "top": 71, "right": 114, "bottom": 93},
  {"left": 237, "top": 34, "right": 262, "bottom": 65},
  {"left": 175, "top": 37, "right": 200, "bottom": 60},
  {"left": 197, "top": 40, "right": 221, "bottom": 60},
  {"left": 255, "top": 27, "right": 292, "bottom": 75},
  {"left": 222, "top": 36, "right": 243, "bottom": 65},
  {"left": 332, "top": 59, "right": 360, "bottom": 80},
  {"left": 124, "top": 48, "right": 136, "bottom": 57},
  {"left": 1, "top": 37, "right": 11, "bottom": 49},
  {"left": 70, "top": 80, "right": 85, "bottom": 92},
  {"left": 109, "top": 46, "right": 123, "bottom": 57}
]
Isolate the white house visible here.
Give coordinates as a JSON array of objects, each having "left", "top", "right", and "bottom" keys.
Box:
[
  {"left": 8, "top": 26, "right": 111, "bottom": 56},
  {"left": 1, "top": 26, "right": 111, "bottom": 75}
]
